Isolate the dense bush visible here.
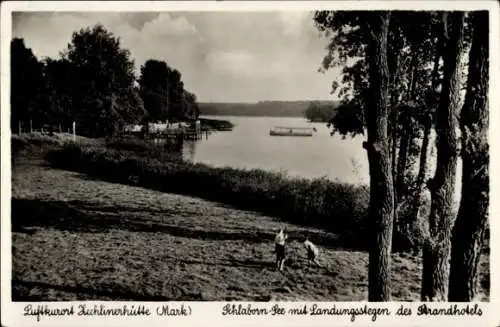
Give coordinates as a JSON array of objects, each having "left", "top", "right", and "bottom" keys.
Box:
[
  {"left": 105, "top": 137, "right": 153, "bottom": 153},
  {"left": 199, "top": 118, "right": 234, "bottom": 131},
  {"left": 12, "top": 132, "right": 72, "bottom": 157},
  {"left": 46, "top": 143, "right": 370, "bottom": 238},
  {"left": 11, "top": 135, "right": 31, "bottom": 154},
  {"left": 11, "top": 132, "right": 100, "bottom": 157},
  {"left": 391, "top": 196, "right": 431, "bottom": 254},
  {"left": 105, "top": 137, "right": 184, "bottom": 163}
]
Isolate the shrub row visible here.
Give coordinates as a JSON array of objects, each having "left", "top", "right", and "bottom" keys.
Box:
[
  {"left": 199, "top": 118, "right": 234, "bottom": 131},
  {"left": 12, "top": 132, "right": 86, "bottom": 158},
  {"left": 46, "top": 143, "right": 369, "bottom": 236}
]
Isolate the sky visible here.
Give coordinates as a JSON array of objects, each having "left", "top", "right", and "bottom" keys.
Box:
[{"left": 12, "top": 11, "right": 341, "bottom": 103}]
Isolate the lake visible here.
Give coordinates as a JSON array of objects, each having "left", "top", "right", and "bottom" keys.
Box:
[
  {"left": 184, "top": 116, "right": 369, "bottom": 185},
  {"left": 184, "top": 115, "right": 462, "bottom": 204}
]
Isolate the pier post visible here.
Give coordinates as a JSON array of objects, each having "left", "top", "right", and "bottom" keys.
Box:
[{"left": 195, "top": 120, "right": 201, "bottom": 140}]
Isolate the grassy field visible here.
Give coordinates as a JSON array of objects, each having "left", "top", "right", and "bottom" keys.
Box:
[
  {"left": 45, "top": 143, "right": 370, "bottom": 243},
  {"left": 11, "top": 150, "right": 490, "bottom": 301}
]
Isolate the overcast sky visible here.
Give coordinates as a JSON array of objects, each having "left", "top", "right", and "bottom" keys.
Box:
[{"left": 12, "top": 11, "right": 341, "bottom": 103}]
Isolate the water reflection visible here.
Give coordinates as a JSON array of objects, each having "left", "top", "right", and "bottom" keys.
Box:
[
  {"left": 179, "top": 116, "right": 462, "bottom": 203},
  {"left": 183, "top": 140, "right": 198, "bottom": 162},
  {"left": 180, "top": 116, "right": 369, "bottom": 185}
]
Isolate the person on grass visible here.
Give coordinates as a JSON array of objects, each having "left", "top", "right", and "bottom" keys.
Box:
[
  {"left": 275, "top": 227, "right": 288, "bottom": 271},
  {"left": 304, "top": 236, "right": 321, "bottom": 267}
]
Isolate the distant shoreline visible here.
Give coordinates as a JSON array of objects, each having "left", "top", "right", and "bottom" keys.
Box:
[
  {"left": 199, "top": 115, "right": 331, "bottom": 124},
  {"left": 199, "top": 100, "right": 340, "bottom": 119}
]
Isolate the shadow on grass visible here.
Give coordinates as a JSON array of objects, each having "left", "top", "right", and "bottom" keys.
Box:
[
  {"left": 12, "top": 198, "right": 272, "bottom": 243},
  {"left": 12, "top": 198, "right": 358, "bottom": 252},
  {"left": 56, "top": 199, "right": 179, "bottom": 215},
  {"left": 12, "top": 279, "right": 202, "bottom": 301},
  {"left": 178, "top": 258, "right": 276, "bottom": 270},
  {"left": 70, "top": 173, "right": 367, "bottom": 251},
  {"left": 75, "top": 173, "right": 274, "bottom": 215}
]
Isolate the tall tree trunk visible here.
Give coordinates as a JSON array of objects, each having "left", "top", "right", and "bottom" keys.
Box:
[
  {"left": 448, "top": 11, "right": 489, "bottom": 302},
  {"left": 410, "top": 35, "right": 443, "bottom": 225},
  {"left": 395, "top": 51, "right": 418, "bottom": 207},
  {"left": 411, "top": 114, "right": 432, "bottom": 221},
  {"left": 363, "top": 11, "right": 394, "bottom": 301},
  {"left": 387, "top": 25, "right": 404, "bottom": 251},
  {"left": 388, "top": 26, "right": 403, "bottom": 203},
  {"left": 391, "top": 127, "right": 398, "bottom": 197},
  {"left": 395, "top": 107, "right": 411, "bottom": 205},
  {"left": 421, "top": 12, "right": 464, "bottom": 301}
]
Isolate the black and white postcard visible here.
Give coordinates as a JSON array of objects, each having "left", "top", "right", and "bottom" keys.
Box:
[{"left": 1, "top": 1, "right": 498, "bottom": 326}]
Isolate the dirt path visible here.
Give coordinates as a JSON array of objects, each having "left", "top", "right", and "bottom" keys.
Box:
[{"left": 11, "top": 160, "right": 489, "bottom": 301}]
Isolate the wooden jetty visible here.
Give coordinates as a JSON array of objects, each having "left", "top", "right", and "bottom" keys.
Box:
[
  {"left": 125, "top": 120, "right": 210, "bottom": 141},
  {"left": 158, "top": 129, "right": 210, "bottom": 141}
]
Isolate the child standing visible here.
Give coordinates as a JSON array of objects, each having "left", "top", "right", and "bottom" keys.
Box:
[{"left": 275, "top": 227, "right": 288, "bottom": 271}]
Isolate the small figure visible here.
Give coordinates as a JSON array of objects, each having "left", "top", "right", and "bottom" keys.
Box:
[
  {"left": 304, "top": 237, "right": 321, "bottom": 267},
  {"left": 275, "top": 227, "right": 288, "bottom": 272}
]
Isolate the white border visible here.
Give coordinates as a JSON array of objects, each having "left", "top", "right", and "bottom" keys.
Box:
[{"left": 1, "top": 1, "right": 499, "bottom": 327}]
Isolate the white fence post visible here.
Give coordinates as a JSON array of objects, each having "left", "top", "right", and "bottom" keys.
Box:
[{"left": 72, "top": 121, "right": 76, "bottom": 143}]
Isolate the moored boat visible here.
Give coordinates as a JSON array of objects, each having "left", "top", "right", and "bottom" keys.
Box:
[{"left": 269, "top": 126, "right": 314, "bottom": 137}]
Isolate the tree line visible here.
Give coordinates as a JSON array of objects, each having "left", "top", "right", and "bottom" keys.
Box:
[
  {"left": 199, "top": 100, "right": 339, "bottom": 118},
  {"left": 11, "top": 24, "right": 200, "bottom": 138},
  {"left": 304, "top": 101, "right": 338, "bottom": 122},
  {"left": 314, "top": 11, "right": 489, "bottom": 301}
]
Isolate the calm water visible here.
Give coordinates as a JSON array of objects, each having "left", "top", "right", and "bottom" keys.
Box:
[
  {"left": 183, "top": 116, "right": 370, "bottom": 185},
  {"left": 184, "top": 115, "right": 462, "bottom": 203}
]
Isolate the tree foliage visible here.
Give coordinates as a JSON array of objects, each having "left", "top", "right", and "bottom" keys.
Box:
[
  {"left": 62, "top": 24, "right": 144, "bottom": 137},
  {"left": 139, "top": 59, "right": 171, "bottom": 122},
  {"left": 139, "top": 59, "right": 199, "bottom": 123},
  {"left": 11, "top": 38, "right": 43, "bottom": 131},
  {"left": 314, "top": 12, "right": 369, "bottom": 137},
  {"left": 38, "top": 58, "right": 75, "bottom": 128},
  {"left": 184, "top": 90, "right": 200, "bottom": 120},
  {"left": 11, "top": 23, "right": 200, "bottom": 137},
  {"left": 314, "top": 10, "right": 487, "bottom": 301},
  {"left": 304, "top": 101, "right": 335, "bottom": 122},
  {"left": 313, "top": 11, "right": 459, "bottom": 254},
  {"left": 313, "top": 11, "right": 442, "bottom": 138}
]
